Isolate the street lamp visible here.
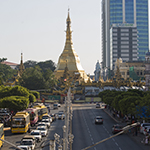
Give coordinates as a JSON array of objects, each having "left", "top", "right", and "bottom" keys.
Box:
[{"left": 54, "top": 86, "right": 74, "bottom": 150}]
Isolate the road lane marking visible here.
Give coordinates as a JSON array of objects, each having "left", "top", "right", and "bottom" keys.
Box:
[{"left": 82, "top": 110, "right": 97, "bottom": 150}]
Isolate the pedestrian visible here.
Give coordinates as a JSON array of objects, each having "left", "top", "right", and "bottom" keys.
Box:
[
  {"left": 28, "top": 127, "right": 31, "bottom": 133},
  {"left": 145, "top": 134, "right": 149, "bottom": 145},
  {"left": 135, "top": 126, "right": 138, "bottom": 136}
]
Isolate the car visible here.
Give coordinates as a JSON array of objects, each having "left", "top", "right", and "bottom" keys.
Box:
[
  {"left": 53, "top": 103, "right": 58, "bottom": 109},
  {"left": 140, "top": 123, "right": 150, "bottom": 134},
  {"left": 21, "top": 135, "right": 36, "bottom": 143},
  {"left": 95, "top": 116, "right": 103, "bottom": 124},
  {"left": 146, "top": 127, "right": 150, "bottom": 135},
  {"left": 50, "top": 113, "right": 56, "bottom": 122},
  {"left": 58, "top": 103, "right": 61, "bottom": 107},
  {"left": 112, "top": 124, "right": 123, "bottom": 134},
  {"left": 143, "top": 126, "right": 150, "bottom": 135},
  {"left": 20, "top": 139, "right": 35, "bottom": 150},
  {"left": 36, "top": 126, "right": 48, "bottom": 137},
  {"left": 42, "top": 114, "right": 52, "bottom": 123},
  {"left": 30, "top": 130, "right": 42, "bottom": 142},
  {"left": 58, "top": 111, "right": 65, "bottom": 120},
  {"left": 16, "top": 145, "right": 31, "bottom": 150},
  {"left": 37, "top": 122, "right": 47, "bottom": 128},
  {"left": 96, "top": 103, "right": 100, "bottom": 108},
  {"left": 41, "top": 119, "right": 51, "bottom": 128}
]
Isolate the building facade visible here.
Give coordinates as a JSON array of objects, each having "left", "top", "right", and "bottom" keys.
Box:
[
  {"left": 110, "top": 24, "right": 138, "bottom": 70},
  {"left": 114, "top": 58, "right": 145, "bottom": 80},
  {"left": 145, "top": 52, "right": 150, "bottom": 91},
  {"left": 102, "top": 0, "right": 149, "bottom": 68}
]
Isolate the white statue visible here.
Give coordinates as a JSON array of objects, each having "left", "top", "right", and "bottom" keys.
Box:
[{"left": 94, "top": 60, "right": 101, "bottom": 82}]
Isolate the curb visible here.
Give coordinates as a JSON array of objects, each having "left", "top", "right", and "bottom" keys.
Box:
[{"left": 103, "top": 109, "right": 121, "bottom": 123}]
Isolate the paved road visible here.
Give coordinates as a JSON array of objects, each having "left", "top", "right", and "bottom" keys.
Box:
[
  {"left": 72, "top": 104, "right": 146, "bottom": 150},
  {"left": 2, "top": 103, "right": 147, "bottom": 150},
  {"left": 2, "top": 104, "right": 65, "bottom": 150}
]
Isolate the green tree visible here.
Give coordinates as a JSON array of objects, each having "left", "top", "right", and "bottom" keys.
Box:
[
  {"left": 30, "top": 91, "right": 40, "bottom": 99},
  {"left": 18, "top": 66, "right": 45, "bottom": 90},
  {"left": 24, "top": 60, "right": 37, "bottom": 69},
  {"left": 37, "top": 60, "right": 56, "bottom": 72},
  {"left": 29, "top": 93, "right": 36, "bottom": 103},
  {"left": 0, "top": 85, "right": 29, "bottom": 99},
  {"left": 19, "top": 66, "right": 58, "bottom": 90},
  {"left": 0, "top": 63, "right": 17, "bottom": 82},
  {"left": 119, "top": 96, "right": 141, "bottom": 116},
  {"left": 0, "top": 96, "right": 29, "bottom": 112},
  {"left": 43, "top": 69, "right": 58, "bottom": 89}
]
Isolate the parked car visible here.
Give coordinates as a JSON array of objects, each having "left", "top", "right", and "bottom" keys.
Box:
[
  {"left": 143, "top": 126, "right": 150, "bottom": 135},
  {"left": 58, "top": 111, "right": 65, "bottom": 120},
  {"left": 30, "top": 130, "right": 42, "bottom": 142},
  {"left": 95, "top": 116, "right": 103, "bottom": 124},
  {"left": 41, "top": 119, "right": 51, "bottom": 128},
  {"left": 58, "top": 103, "right": 61, "bottom": 107},
  {"left": 20, "top": 139, "right": 35, "bottom": 150},
  {"left": 16, "top": 145, "right": 31, "bottom": 150},
  {"left": 96, "top": 103, "right": 100, "bottom": 108},
  {"left": 36, "top": 126, "right": 48, "bottom": 137},
  {"left": 140, "top": 123, "right": 150, "bottom": 134},
  {"left": 112, "top": 124, "right": 123, "bottom": 134}
]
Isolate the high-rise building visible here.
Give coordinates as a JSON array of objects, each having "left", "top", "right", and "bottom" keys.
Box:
[
  {"left": 110, "top": 24, "right": 138, "bottom": 70},
  {"left": 102, "top": 0, "right": 149, "bottom": 68}
]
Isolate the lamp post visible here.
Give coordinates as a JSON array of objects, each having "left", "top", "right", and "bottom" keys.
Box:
[{"left": 54, "top": 85, "right": 74, "bottom": 150}]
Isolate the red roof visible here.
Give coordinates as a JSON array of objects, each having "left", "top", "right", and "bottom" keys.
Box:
[{"left": 1, "top": 61, "right": 19, "bottom": 66}]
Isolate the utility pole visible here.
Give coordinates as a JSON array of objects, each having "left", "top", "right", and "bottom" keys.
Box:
[{"left": 54, "top": 86, "right": 74, "bottom": 150}]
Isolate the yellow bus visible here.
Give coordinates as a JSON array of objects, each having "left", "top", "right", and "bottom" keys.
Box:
[
  {"left": 11, "top": 111, "right": 30, "bottom": 133},
  {"left": 33, "top": 103, "right": 48, "bottom": 120},
  {"left": 0, "top": 123, "right": 4, "bottom": 148}
]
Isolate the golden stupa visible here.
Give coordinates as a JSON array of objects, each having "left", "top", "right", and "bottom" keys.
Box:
[{"left": 54, "top": 10, "right": 89, "bottom": 82}]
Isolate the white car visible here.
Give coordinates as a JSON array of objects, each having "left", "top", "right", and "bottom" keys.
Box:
[
  {"left": 37, "top": 122, "right": 47, "bottom": 128},
  {"left": 42, "top": 114, "right": 52, "bottom": 123},
  {"left": 140, "top": 123, "right": 150, "bottom": 134},
  {"left": 36, "top": 126, "right": 48, "bottom": 137},
  {"left": 16, "top": 145, "right": 31, "bottom": 150},
  {"left": 20, "top": 139, "right": 35, "bottom": 150},
  {"left": 58, "top": 112, "right": 65, "bottom": 120},
  {"left": 58, "top": 103, "right": 61, "bottom": 107},
  {"left": 41, "top": 119, "right": 51, "bottom": 128},
  {"left": 143, "top": 126, "right": 150, "bottom": 135},
  {"left": 30, "top": 130, "right": 42, "bottom": 142}
]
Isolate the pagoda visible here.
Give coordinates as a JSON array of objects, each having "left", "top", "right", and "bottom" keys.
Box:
[{"left": 54, "top": 10, "right": 89, "bottom": 82}]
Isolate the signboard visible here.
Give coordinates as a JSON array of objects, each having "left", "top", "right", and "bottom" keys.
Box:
[{"left": 48, "top": 95, "right": 61, "bottom": 100}]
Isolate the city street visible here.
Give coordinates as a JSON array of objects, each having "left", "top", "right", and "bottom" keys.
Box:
[
  {"left": 2, "top": 103, "right": 149, "bottom": 150},
  {"left": 72, "top": 104, "right": 147, "bottom": 150}
]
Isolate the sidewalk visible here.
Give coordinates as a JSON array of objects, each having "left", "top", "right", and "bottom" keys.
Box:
[{"left": 103, "top": 108, "right": 150, "bottom": 149}]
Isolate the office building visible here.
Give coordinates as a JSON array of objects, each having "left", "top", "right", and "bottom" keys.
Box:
[
  {"left": 102, "top": 0, "right": 149, "bottom": 68},
  {"left": 110, "top": 23, "right": 138, "bottom": 70}
]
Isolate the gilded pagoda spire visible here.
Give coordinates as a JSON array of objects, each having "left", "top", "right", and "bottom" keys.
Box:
[
  {"left": 18, "top": 53, "right": 25, "bottom": 76},
  {"left": 54, "top": 9, "right": 89, "bottom": 82}
]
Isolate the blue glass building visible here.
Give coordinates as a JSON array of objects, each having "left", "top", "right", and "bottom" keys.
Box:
[{"left": 102, "top": 0, "right": 149, "bottom": 68}]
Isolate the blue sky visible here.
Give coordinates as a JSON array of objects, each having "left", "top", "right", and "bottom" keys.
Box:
[
  {"left": 0, "top": 0, "right": 101, "bottom": 75},
  {"left": 0, "top": 0, "right": 149, "bottom": 75}
]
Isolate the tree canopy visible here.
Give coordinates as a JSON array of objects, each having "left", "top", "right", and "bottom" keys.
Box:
[
  {"left": 18, "top": 66, "right": 58, "bottom": 90},
  {"left": 99, "top": 89, "right": 150, "bottom": 119},
  {"left": 0, "top": 58, "right": 17, "bottom": 84},
  {"left": 0, "top": 85, "right": 39, "bottom": 112}
]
